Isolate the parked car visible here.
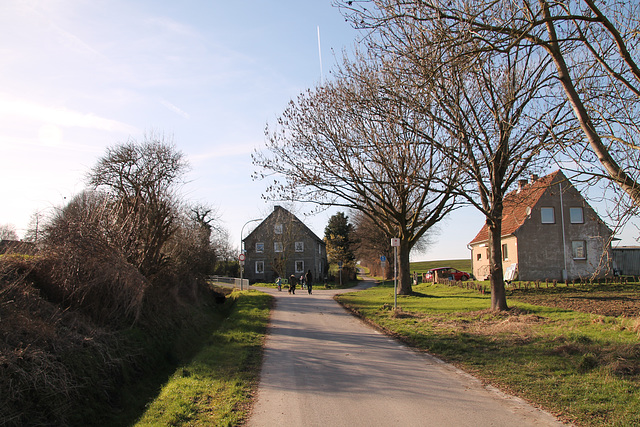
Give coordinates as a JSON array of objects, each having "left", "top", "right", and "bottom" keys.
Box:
[{"left": 423, "top": 267, "right": 471, "bottom": 281}]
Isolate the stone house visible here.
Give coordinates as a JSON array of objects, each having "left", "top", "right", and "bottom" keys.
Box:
[
  {"left": 468, "top": 170, "right": 613, "bottom": 281},
  {"left": 242, "top": 206, "right": 327, "bottom": 283}
]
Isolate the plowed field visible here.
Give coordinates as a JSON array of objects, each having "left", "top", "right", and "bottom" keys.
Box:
[{"left": 511, "top": 286, "right": 640, "bottom": 317}]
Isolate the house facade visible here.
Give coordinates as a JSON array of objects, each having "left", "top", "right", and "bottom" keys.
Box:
[
  {"left": 469, "top": 171, "right": 613, "bottom": 281},
  {"left": 242, "top": 206, "right": 327, "bottom": 283}
]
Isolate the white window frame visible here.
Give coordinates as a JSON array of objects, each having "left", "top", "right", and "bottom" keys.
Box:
[
  {"left": 569, "top": 207, "right": 584, "bottom": 224},
  {"left": 255, "top": 242, "right": 264, "bottom": 253},
  {"left": 295, "top": 260, "right": 304, "bottom": 274},
  {"left": 572, "top": 240, "right": 587, "bottom": 260},
  {"left": 274, "top": 223, "right": 283, "bottom": 234},
  {"left": 274, "top": 242, "right": 283, "bottom": 253},
  {"left": 295, "top": 241, "right": 304, "bottom": 252},
  {"left": 541, "top": 207, "right": 555, "bottom": 224},
  {"left": 502, "top": 244, "right": 509, "bottom": 261},
  {"left": 255, "top": 261, "right": 264, "bottom": 274}
]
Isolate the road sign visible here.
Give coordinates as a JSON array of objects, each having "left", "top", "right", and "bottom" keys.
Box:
[
  {"left": 391, "top": 238, "right": 400, "bottom": 247},
  {"left": 239, "top": 253, "right": 246, "bottom": 262},
  {"left": 380, "top": 255, "right": 386, "bottom": 262},
  {"left": 338, "top": 261, "right": 343, "bottom": 269}
]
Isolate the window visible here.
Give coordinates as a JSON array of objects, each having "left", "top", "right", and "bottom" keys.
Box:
[
  {"left": 255, "top": 261, "right": 264, "bottom": 274},
  {"left": 274, "top": 242, "right": 283, "bottom": 252},
  {"left": 295, "top": 241, "right": 304, "bottom": 252},
  {"left": 541, "top": 207, "right": 555, "bottom": 224},
  {"left": 476, "top": 253, "right": 482, "bottom": 261},
  {"left": 274, "top": 224, "right": 283, "bottom": 234},
  {"left": 572, "top": 241, "right": 587, "bottom": 259},
  {"left": 255, "top": 242, "right": 264, "bottom": 253},
  {"left": 570, "top": 207, "right": 584, "bottom": 224},
  {"left": 502, "top": 244, "right": 509, "bottom": 261},
  {"left": 295, "top": 260, "right": 304, "bottom": 273}
]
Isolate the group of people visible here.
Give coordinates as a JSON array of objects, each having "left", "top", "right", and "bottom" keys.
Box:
[{"left": 276, "top": 270, "right": 313, "bottom": 295}]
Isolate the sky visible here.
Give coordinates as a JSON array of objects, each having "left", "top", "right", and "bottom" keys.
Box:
[{"left": 1, "top": 1, "right": 637, "bottom": 262}]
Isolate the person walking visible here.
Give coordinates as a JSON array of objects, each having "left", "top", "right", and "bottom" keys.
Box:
[
  {"left": 276, "top": 277, "right": 282, "bottom": 292},
  {"left": 305, "top": 270, "right": 313, "bottom": 295},
  {"left": 289, "top": 274, "right": 297, "bottom": 294}
]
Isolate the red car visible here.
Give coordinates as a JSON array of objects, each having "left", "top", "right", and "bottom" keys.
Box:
[{"left": 424, "top": 267, "right": 471, "bottom": 281}]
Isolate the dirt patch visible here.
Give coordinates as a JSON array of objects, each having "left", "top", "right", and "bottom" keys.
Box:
[{"left": 512, "top": 291, "right": 640, "bottom": 317}]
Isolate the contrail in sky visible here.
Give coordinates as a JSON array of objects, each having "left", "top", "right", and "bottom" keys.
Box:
[{"left": 317, "top": 26, "right": 323, "bottom": 84}]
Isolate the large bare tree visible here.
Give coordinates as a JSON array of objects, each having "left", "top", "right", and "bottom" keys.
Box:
[
  {"left": 87, "top": 134, "right": 188, "bottom": 276},
  {"left": 338, "top": 1, "right": 573, "bottom": 309},
  {"left": 254, "top": 55, "right": 461, "bottom": 294},
  {"left": 340, "top": 0, "right": 640, "bottom": 211}
]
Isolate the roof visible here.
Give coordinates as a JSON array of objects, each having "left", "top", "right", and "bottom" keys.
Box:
[
  {"left": 243, "top": 205, "right": 324, "bottom": 244},
  {"left": 468, "top": 170, "right": 562, "bottom": 246}
]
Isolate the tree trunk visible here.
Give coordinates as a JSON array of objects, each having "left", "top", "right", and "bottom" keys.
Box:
[
  {"left": 488, "top": 222, "right": 508, "bottom": 311},
  {"left": 397, "top": 239, "right": 412, "bottom": 295}
]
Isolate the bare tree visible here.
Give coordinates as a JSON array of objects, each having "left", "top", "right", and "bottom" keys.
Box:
[
  {"left": 351, "top": 210, "right": 393, "bottom": 279},
  {"left": 338, "top": 1, "right": 573, "bottom": 309},
  {"left": 340, "top": 0, "right": 640, "bottom": 209},
  {"left": 87, "top": 134, "right": 188, "bottom": 277},
  {"left": 0, "top": 224, "right": 18, "bottom": 240},
  {"left": 254, "top": 53, "right": 461, "bottom": 294}
]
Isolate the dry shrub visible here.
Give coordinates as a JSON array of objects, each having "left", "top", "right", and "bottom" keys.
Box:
[
  {"left": 34, "top": 191, "right": 149, "bottom": 326},
  {"left": 0, "top": 267, "right": 123, "bottom": 426},
  {"left": 35, "top": 248, "right": 148, "bottom": 326}
]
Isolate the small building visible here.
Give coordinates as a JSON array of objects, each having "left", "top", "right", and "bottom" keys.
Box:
[
  {"left": 468, "top": 170, "right": 613, "bottom": 281},
  {"left": 612, "top": 246, "right": 640, "bottom": 276},
  {"left": 242, "top": 206, "right": 327, "bottom": 283}
]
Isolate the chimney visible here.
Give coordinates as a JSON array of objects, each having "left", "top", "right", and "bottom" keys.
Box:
[{"left": 518, "top": 179, "right": 528, "bottom": 193}]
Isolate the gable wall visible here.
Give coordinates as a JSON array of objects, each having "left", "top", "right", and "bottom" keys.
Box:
[
  {"left": 243, "top": 209, "right": 326, "bottom": 283},
  {"left": 516, "top": 180, "right": 612, "bottom": 280}
]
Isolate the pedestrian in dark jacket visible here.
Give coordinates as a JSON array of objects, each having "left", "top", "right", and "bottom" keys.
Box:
[
  {"left": 305, "top": 270, "right": 313, "bottom": 295},
  {"left": 289, "top": 274, "right": 297, "bottom": 294}
]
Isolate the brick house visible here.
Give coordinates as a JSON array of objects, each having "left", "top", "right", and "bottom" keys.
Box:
[
  {"left": 468, "top": 170, "right": 613, "bottom": 281},
  {"left": 242, "top": 206, "right": 327, "bottom": 283}
]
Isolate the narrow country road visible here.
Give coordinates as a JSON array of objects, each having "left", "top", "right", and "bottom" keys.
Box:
[{"left": 247, "top": 279, "right": 564, "bottom": 427}]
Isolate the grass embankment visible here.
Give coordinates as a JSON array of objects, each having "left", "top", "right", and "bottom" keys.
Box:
[
  {"left": 336, "top": 280, "right": 640, "bottom": 426},
  {"left": 132, "top": 290, "right": 272, "bottom": 426}
]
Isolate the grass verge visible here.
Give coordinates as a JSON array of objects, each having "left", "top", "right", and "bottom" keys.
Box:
[
  {"left": 335, "top": 280, "right": 640, "bottom": 426},
  {"left": 132, "top": 290, "right": 272, "bottom": 427}
]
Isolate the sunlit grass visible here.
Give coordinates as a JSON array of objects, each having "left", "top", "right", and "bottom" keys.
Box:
[
  {"left": 134, "top": 290, "right": 272, "bottom": 427},
  {"left": 336, "top": 281, "right": 640, "bottom": 426}
]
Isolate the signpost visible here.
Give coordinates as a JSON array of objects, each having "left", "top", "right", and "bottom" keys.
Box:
[
  {"left": 391, "top": 238, "right": 400, "bottom": 310},
  {"left": 338, "top": 261, "right": 343, "bottom": 287},
  {"left": 239, "top": 253, "right": 246, "bottom": 290}
]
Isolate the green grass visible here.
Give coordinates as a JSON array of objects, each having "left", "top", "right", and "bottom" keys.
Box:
[
  {"left": 335, "top": 281, "right": 640, "bottom": 426},
  {"left": 132, "top": 290, "right": 272, "bottom": 427}
]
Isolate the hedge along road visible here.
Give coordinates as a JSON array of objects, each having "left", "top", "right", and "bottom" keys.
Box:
[{"left": 247, "top": 279, "right": 564, "bottom": 427}]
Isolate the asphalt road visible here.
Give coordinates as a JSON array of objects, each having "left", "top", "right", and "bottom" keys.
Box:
[{"left": 246, "top": 280, "right": 565, "bottom": 427}]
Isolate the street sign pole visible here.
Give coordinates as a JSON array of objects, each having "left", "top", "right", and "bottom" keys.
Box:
[{"left": 239, "top": 253, "right": 246, "bottom": 290}]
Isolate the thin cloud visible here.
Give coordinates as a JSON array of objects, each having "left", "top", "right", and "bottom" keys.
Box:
[
  {"left": 160, "top": 99, "right": 190, "bottom": 119},
  {"left": 0, "top": 95, "right": 138, "bottom": 134}
]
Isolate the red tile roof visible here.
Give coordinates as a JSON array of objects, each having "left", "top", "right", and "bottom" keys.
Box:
[{"left": 468, "top": 170, "right": 562, "bottom": 245}]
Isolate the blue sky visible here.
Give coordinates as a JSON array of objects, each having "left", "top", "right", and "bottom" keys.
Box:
[{"left": 1, "top": 1, "right": 636, "bottom": 261}]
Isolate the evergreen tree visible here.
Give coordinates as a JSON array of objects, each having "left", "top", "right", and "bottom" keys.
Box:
[{"left": 324, "top": 212, "right": 355, "bottom": 268}]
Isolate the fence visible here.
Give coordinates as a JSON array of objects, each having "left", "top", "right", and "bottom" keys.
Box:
[{"left": 207, "top": 276, "right": 249, "bottom": 290}]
